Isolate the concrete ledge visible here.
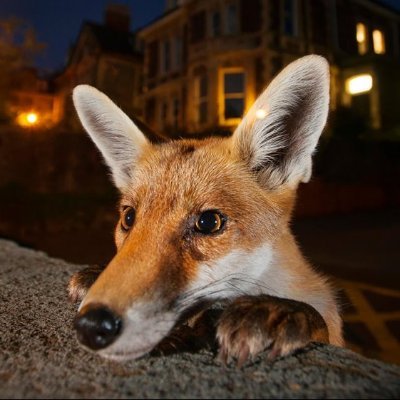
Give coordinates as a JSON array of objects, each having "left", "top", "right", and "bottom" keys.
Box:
[{"left": 1, "top": 239, "right": 399, "bottom": 398}]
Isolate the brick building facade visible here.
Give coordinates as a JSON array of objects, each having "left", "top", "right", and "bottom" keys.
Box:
[{"left": 138, "top": 0, "right": 400, "bottom": 138}]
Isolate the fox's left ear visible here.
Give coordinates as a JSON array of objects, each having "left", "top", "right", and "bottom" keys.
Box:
[
  {"left": 73, "top": 85, "right": 149, "bottom": 190},
  {"left": 232, "top": 55, "right": 329, "bottom": 189}
]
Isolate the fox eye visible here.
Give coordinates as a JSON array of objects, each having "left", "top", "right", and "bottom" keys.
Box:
[
  {"left": 195, "top": 210, "right": 225, "bottom": 234},
  {"left": 121, "top": 207, "right": 135, "bottom": 231}
]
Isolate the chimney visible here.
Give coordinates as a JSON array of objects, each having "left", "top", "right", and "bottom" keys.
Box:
[
  {"left": 105, "top": 4, "right": 131, "bottom": 32},
  {"left": 165, "top": 0, "right": 183, "bottom": 11}
]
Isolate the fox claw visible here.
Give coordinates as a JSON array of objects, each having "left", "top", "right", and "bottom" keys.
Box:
[{"left": 216, "top": 295, "right": 329, "bottom": 366}]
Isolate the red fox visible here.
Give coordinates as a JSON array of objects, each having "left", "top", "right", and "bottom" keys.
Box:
[{"left": 69, "top": 55, "right": 343, "bottom": 364}]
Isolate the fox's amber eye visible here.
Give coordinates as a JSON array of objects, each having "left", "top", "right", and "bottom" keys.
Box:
[
  {"left": 195, "top": 211, "right": 225, "bottom": 234},
  {"left": 121, "top": 207, "right": 135, "bottom": 231}
]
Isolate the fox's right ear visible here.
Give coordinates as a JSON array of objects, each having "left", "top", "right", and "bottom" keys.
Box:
[
  {"left": 232, "top": 55, "right": 330, "bottom": 189},
  {"left": 73, "top": 85, "right": 148, "bottom": 190}
]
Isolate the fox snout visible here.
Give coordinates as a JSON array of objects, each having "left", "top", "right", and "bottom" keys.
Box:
[{"left": 74, "top": 305, "right": 122, "bottom": 350}]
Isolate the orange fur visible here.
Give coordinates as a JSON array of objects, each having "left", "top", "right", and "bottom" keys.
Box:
[
  {"left": 87, "top": 138, "right": 282, "bottom": 310},
  {"left": 71, "top": 56, "right": 343, "bottom": 361}
]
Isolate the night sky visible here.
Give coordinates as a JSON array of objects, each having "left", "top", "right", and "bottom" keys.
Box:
[
  {"left": 0, "top": 0, "right": 165, "bottom": 73},
  {"left": 1, "top": 0, "right": 399, "bottom": 73}
]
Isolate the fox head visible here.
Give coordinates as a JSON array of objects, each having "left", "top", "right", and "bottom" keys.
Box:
[{"left": 71, "top": 55, "right": 330, "bottom": 360}]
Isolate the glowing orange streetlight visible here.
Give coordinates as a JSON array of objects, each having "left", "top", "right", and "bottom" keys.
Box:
[
  {"left": 26, "top": 112, "right": 38, "bottom": 124},
  {"left": 17, "top": 112, "right": 40, "bottom": 127}
]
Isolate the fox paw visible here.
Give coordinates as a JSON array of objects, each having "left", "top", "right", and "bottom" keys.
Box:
[
  {"left": 67, "top": 264, "right": 105, "bottom": 303},
  {"left": 216, "top": 295, "right": 329, "bottom": 367}
]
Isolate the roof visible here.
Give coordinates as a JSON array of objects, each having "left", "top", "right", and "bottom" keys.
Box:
[
  {"left": 137, "top": 6, "right": 181, "bottom": 36},
  {"left": 85, "top": 22, "right": 141, "bottom": 58},
  {"left": 371, "top": 0, "right": 400, "bottom": 16},
  {"left": 52, "top": 20, "right": 143, "bottom": 82}
]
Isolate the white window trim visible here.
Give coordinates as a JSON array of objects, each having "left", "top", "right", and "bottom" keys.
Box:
[
  {"left": 219, "top": 67, "right": 246, "bottom": 126},
  {"left": 342, "top": 70, "right": 381, "bottom": 130}
]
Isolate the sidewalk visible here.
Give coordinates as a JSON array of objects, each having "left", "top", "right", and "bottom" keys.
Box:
[
  {"left": 339, "top": 279, "right": 400, "bottom": 364},
  {"left": 293, "top": 208, "right": 400, "bottom": 364},
  {"left": 293, "top": 208, "right": 400, "bottom": 288}
]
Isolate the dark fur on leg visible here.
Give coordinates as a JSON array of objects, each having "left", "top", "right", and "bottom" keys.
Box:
[
  {"left": 152, "top": 305, "right": 222, "bottom": 356},
  {"left": 216, "top": 295, "right": 329, "bottom": 367},
  {"left": 67, "top": 264, "right": 106, "bottom": 303}
]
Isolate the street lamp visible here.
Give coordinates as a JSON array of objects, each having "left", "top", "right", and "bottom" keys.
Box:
[
  {"left": 17, "top": 111, "right": 40, "bottom": 128},
  {"left": 26, "top": 112, "right": 38, "bottom": 124}
]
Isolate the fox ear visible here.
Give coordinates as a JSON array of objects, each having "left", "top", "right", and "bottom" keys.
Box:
[
  {"left": 232, "top": 55, "right": 330, "bottom": 189},
  {"left": 72, "top": 85, "right": 148, "bottom": 190}
]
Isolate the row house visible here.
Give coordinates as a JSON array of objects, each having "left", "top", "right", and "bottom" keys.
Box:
[
  {"left": 54, "top": 4, "right": 144, "bottom": 132},
  {"left": 7, "top": 68, "right": 62, "bottom": 129},
  {"left": 138, "top": 0, "right": 400, "bottom": 138},
  {"left": 7, "top": 5, "right": 146, "bottom": 133}
]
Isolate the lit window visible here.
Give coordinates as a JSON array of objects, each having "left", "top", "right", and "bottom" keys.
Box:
[
  {"left": 194, "top": 74, "right": 208, "bottom": 124},
  {"left": 283, "top": 0, "right": 298, "bottom": 37},
  {"left": 346, "top": 74, "right": 373, "bottom": 95},
  {"left": 222, "top": 70, "right": 245, "bottom": 122},
  {"left": 373, "top": 29, "right": 385, "bottom": 54},
  {"left": 356, "top": 23, "right": 368, "bottom": 55}
]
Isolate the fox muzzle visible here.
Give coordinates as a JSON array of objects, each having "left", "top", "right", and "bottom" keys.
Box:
[{"left": 74, "top": 305, "right": 122, "bottom": 350}]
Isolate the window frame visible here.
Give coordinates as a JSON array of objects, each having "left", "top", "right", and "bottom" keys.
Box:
[
  {"left": 210, "top": 9, "right": 222, "bottom": 37},
  {"left": 172, "top": 96, "right": 180, "bottom": 129},
  {"left": 281, "top": 0, "right": 299, "bottom": 37},
  {"left": 356, "top": 22, "right": 369, "bottom": 55},
  {"left": 160, "top": 38, "right": 171, "bottom": 75},
  {"left": 194, "top": 73, "right": 208, "bottom": 126},
  {"left": 190, "top": 10, "right": 207, "bottom": 44},
  {"left": 219, "top": 67, "right": 246, "bottom": 126},
  {"left": 172, "top": 35, "right": 183, "bottom": 71},
  {"left": 224, "top": 2, "right": 239, "bottom": 35},
  {"left": 372, "top": 28, "right": 386, "bottom": 54},
  {"left": 159, "top": 100, "right": 169, "bottom": 129}
]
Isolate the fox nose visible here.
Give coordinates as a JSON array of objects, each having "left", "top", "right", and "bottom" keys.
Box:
[{"left": 74, "top": 306, "right": 122, "bottom": 350}]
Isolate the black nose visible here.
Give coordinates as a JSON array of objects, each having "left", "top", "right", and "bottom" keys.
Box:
[{"left": 74, "top": 306, "right": 122, "bottom": 350}]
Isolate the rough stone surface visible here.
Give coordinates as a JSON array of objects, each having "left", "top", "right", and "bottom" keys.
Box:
[{"left": 1, "top": 239, "right": 399, "bottom": 399}]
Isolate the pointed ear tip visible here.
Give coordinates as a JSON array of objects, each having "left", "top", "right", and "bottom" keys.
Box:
[
  {"left": 72, "top": 86, "right": 108, "bottom": 112},
  {"left": 73, "top": 84, "right": 92, "bottom": 95},
  {"left": 301, "top": 54, "right": 328, "bottom": 64},
  {"left": 301, "top": 55, "right": 330, "bottom": 74},
  {"left": 72, "top": 85, "right": 87, "bottom": 103}
]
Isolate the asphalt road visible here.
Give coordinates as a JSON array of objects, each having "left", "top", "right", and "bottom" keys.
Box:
[{"left": 293, "top": 208, "right": 400, "bottom": 290}]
